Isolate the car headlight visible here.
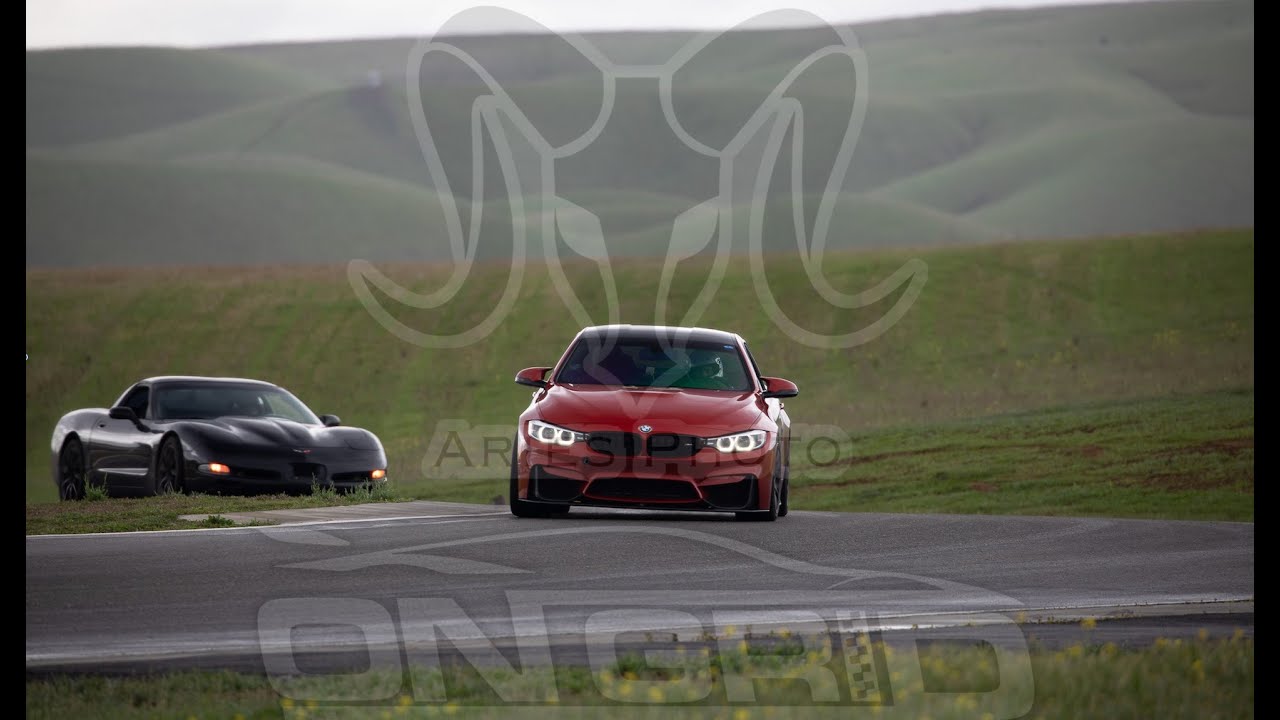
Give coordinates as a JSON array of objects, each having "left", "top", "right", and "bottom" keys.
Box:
[
  {"left": 708, "top": 429, "right": 767, "bottom": 453},
  {"left": 527, "top": 420, "right": 587, "bottom": 447}
]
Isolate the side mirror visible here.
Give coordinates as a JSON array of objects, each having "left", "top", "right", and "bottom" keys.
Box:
[
  {"left": 108, "top": 406, "right": 139, "bottom": 422},
  {"left": 320, "top": 414, "right": 342, "bottom": 427},
  {"left": 515, "top": 367, "right": 551, "bottom": 390},
  {"left": 760, "top": 377, "right": 799, "bottom": 399}
]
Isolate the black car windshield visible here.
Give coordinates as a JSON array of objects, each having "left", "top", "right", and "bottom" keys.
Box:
[
  {"left": 152, "top": 384, "right": 322, "bottom": 424},
  {"left": 555, "top": 337, "right": 753, "bottom": 391}
]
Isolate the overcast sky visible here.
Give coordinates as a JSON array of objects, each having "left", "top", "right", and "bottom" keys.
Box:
[{"left": 26, "top": 0, "right": 1149, "bottom": 49}]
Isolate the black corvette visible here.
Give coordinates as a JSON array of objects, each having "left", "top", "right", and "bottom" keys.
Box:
[{"left": 50, "top": 376, "right": 388, "bottom": 499}]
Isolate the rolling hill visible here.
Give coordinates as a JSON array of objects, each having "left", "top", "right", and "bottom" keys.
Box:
[
  {"left": 25, "top": 46, "right": 327, "bottom": 147},
  {"left": 25, "top": 1, "right": 1253, "bottom": 266}
]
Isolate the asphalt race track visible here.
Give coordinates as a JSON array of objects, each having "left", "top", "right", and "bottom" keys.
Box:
[{"left": 27, "top": 505, "right": 1253, "bottom": 674}]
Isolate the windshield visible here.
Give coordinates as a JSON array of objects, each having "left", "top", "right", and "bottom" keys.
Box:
[
  {"left": 152, "top": 383, "right": 322, "bottom": 424},
  {"left": 555, "top": 337, "right": 752, "bottom": 391}
]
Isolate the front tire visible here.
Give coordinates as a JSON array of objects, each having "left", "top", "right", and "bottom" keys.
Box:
[
  {"left": 778, "top": 467, "right": 790, "bottom": 518},
  {"left": 509, "top": 436, "right": 567, "bottom": 518},
  {"left": 154, "top": 436, "right": 186, "bottom": 496},
  {"left": 58, "top": 438, "right": 86, "bottom": 501}
]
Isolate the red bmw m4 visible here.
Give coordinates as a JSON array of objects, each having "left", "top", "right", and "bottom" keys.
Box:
[{"left": 509, "top": 325, "right": 798, "bottom": 520}]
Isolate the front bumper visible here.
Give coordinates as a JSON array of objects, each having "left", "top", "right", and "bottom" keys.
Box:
[
  {"left": 183, "top": 446, "right": 388, "bottom": 493},
  {"left": 517, "top": 438, "right": 775, "bottom": 512}
]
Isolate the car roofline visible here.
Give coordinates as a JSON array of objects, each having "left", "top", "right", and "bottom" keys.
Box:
[
  {"left": 575, "top": 324, "right": 743, "bottom": 345},
  {"left": 142, "top": 376, "right": 279, "bottom": 388}
]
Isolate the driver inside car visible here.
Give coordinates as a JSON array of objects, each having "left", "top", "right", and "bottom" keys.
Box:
[{"left": 682, "top": 350, "right": 728, "bottom": 390}]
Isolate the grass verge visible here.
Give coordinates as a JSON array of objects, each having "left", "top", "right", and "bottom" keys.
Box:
[
  {"left": 25, "top": 482, "right": 402, "bottom": 535},
  {"left": 790, "top": 388, "right": 1254, "bottom": 521},
  {"left": 26, "top": 636, "right": 1253, "bottom": 719}
]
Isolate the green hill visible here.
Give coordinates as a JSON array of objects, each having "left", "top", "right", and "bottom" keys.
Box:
[
  {"left": 25, "top": 228, "right": 1253, "bottom": 503},
  {"left": 24, "top": 1, "right": 1253, "bottom": 266},
  {"left": 78, "top": 83, "right": 436, "bottom": 188},
  {"left": 26, "top": 148, "right": 994, "bottom": 265},
  {"left": 26, "top": 47, "right": 326, "bottom": 147},
  {"left": 25, "top": 151, "right": 459, "bottom": 265},
  {"left": 875, "top": 115, "right": 1253, "bottom": 237}
]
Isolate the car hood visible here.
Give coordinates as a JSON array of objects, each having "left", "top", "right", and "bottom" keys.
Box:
[
  {"left": 535, "top": 384, "right": 764, "bottom": 435},
  {"left": 177, "top": 417, "right": 378, "bottom": 450}
]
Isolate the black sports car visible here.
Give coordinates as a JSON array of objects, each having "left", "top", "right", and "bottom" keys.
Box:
[{"left": 50, "top": 376, "right": 388, "bottom": 499}]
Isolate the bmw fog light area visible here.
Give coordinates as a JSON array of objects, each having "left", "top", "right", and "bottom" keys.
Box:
[
  {"left": 200, "top": 463, "right": 231, "bottom": 475},
  {"left": 528, "top": 420, "right": 588, "bottom": 447},
  {"left": 708, "top": 430, "right": 767, "bottom": 453}
]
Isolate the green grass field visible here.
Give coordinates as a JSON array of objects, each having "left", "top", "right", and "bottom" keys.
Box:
[
  {"left": 26, "top": 635, "right": 1254, "bottom": 719},
  {"left": 26, "top": 228, "right": 1254, "bottom": 520},
  {"left": 25, "top": 1, "right": 1253, "bottom": 265},
  {"left": 802, "top": 389, "right": 1253, "bottom": 520}
]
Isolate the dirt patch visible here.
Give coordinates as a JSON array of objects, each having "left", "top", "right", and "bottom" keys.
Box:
[
  {"left": 1127, "top": 472, "right": 1249, "bottom": 492},
  {"left": 836, "top": 446, "right": 955, "bottom": 467},
  {"left": 969, "top": 482, "right": 999, "bottom": 493},
  {"left": 1010, "top": 421, "right": 1127, "bottom": 439},
  {"left": 837, "top": 442, "right": 1053, "bottom": 467},
  {"left": 800, "top": 476, "right": 888, "bottom": 491},
  {"left": 1080, "top": 444, "right": 1105, "bottom": 458},
  {"left": 1198, "top": 438, "right": 1253, "bottom": 454},
  {"left": 1163, "top": 438, "right": 1253, "bottom": 457}
]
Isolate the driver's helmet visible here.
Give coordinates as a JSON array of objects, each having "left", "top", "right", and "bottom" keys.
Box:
[
  {"left": 229, "top": 393, "right": 265, "bottom": 416},
  {"left": 688, "top": 349, "right": 722, "bottom": 379}
]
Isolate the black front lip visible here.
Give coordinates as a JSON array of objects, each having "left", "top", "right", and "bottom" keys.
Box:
[
  {"left": 527, "top": 466, "right": 759, "bottom": 512},
  {"left": 517, "top": 497, "right": 749, "bottom": 514},
  {"left": 185, "top": 447, "right": 386, "bottom": 490}
]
